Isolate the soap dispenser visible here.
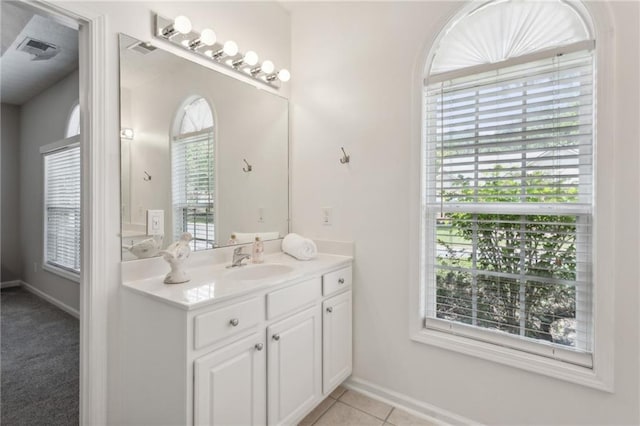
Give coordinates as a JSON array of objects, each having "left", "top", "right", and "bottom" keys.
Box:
[{"left": 252, "top": 236, "right": 264, "bottom": 264}]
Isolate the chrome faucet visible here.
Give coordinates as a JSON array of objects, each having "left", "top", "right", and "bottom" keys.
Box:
[{"left": 228, "top": 246, "right": 251, "bottom": 268}]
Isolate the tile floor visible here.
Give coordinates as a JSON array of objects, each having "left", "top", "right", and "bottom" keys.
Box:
[{"left": 299, "top": 386, "right": 438, "bottom": 426}]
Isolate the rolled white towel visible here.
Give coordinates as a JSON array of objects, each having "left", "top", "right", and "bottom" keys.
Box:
[{"left": 282, "top": 233, "right": 318, "bottom": 260}]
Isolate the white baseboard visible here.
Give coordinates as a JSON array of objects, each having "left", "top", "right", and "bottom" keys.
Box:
[
  {"left": 20, "top": 281, "right": 80, "bottom": 319},
  {"left": 344, "top": 376, "right": 479, "bottom": 426},
  {"left": 1, "top": 280, "right": 22, "bottom": 289}
]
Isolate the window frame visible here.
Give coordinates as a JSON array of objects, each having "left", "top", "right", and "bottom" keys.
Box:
[
  {"left": 41, "top": 135, "right": 81, "bottom": 283},
  {"left": 424, "top": 46, "right": 594, "bottom": 367},
  {"left": 409, "top": 1, "right": 615, "bottom": 392}
]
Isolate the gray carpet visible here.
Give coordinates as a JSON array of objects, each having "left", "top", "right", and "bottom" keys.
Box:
[{"left": 1, "top": 286, "right": 79, "bottom": 425}]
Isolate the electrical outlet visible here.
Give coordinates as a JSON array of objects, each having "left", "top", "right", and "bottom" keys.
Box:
[
  {"left": 322, "top": 207, "right": 332, "bottom": 226},
  {"left": 147, "top": 210, "right": 165, "bottom": 236}
]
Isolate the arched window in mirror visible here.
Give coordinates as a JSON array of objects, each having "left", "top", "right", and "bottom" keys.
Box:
[
  {"left": 172, "top": 96, "right": 215, "bottom": 251},
  {"left": 65, "top": 102, "right": 80, "bottom": 138},
  {"left": 422, "top": 0, "right": 595, "bottom": 367}
]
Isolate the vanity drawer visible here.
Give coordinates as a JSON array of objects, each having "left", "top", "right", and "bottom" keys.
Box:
[
  {"left": 194, "top": 297, "right": 264, "bottom": 350},
  {"left": 322, "top": 266, "right": 352, "bottom": 296},
  {"left": 267, "top": 278, "right": 321, "bottom": 319}
]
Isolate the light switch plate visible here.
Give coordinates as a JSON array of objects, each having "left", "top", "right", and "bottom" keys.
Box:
[
  {"left": 322, "top": 207, "right": 332, "bottom": 226},
  {"left": 147, "top": 210, "right": 164, "bottom": 236}
]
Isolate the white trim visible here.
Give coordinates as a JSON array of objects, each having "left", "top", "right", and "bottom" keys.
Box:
[
  {"left": 21, "top": 280, "right": 80, "bottom": 319},
  {"left": 411, "top": 328, "right": 608, "bottom": 391},
  {"left": 43, "top": 263, "right": 81, "bottom": 284},
  {"left": 1, "top": 280, "right": 22, "bottom": 289},
  {"left": 40, "top": 134, "right": 80, "bottom": 154},
  {"left": 30, "top": 2, "right": 111, "bottom": 425},
  {"left": 427, "top": 39, "right": 595, "bottom": 84},
  {"left": 344, "top": 377, "right": 479, "bottom": 426}
]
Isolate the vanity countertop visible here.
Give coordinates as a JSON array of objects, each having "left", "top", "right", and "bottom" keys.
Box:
[{"left": 122, "top": 252, "right": 352, "bottom": 311}]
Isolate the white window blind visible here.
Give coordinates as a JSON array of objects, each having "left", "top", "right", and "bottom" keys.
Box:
[
  {"left": 424, "top": 49, "right": 594, "bottom": 366},
  {"left": 172, "top": 97, "right": 215, "bottom": 251},
  {"left": 44, "top": 145, "right": 81, "bottom": 275}
]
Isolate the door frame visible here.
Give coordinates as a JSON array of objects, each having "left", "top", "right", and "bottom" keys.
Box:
[{"left": 25, "top": 1, "right": 110, "bottom": 424}]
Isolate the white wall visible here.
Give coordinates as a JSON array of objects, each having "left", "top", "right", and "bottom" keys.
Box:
[
  {"left": 1, "top": 103, "right": 21, "bottom": 282},
  {"left": 289, "top": 1, "right": 639, "bottom": 424},
  {"left": 52, "top": 1, "right": 291, "bottom": 422},
  {"left": 19, "top": 70, "right": 80, "bottom": 310}
]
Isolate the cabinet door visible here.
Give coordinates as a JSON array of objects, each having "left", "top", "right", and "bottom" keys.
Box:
[
  {"left": 267, "top": 306, "right": 322, "bottom": 426},
  {"left": 323, "top": 291, "right": 352, "bottom": 394},
  {"left": 194, "top": 333, "right": 266, "bottom": 426}
]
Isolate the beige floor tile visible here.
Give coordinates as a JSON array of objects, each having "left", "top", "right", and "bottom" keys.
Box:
[
  {"left": 386, "top": 408, "right": 437, "bottom": 426},
  {"left": 315, "top": 401, "right": 384, "bottom": 426},
  {"left": 339, "top": 390, "right": 393, "bottom": 420},
  {"left": 329, "top": 385, "right": 347, "bottom": 400},
  {"left": 298, "top": 397, "right": 336, "bottom": 426}
]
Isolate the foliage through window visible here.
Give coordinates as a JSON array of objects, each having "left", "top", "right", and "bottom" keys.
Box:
[
  {"left": 172, "top": 97, "right": 215, "bottom": 251},
  {"left": 423, "top": 1, "right": 594, "bottom": 366}
]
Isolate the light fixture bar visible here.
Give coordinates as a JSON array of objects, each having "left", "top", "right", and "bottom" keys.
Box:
[{"left": 154, "top": 14, "right": 290, "bottom": 90}]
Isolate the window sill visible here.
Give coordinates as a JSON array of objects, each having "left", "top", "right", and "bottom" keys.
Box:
[
  {"left": 411, "top": 328, "right": 612, "bottom": 392},
  {"left": 43, "top": 263, "right": 81, "bottom": 284}
]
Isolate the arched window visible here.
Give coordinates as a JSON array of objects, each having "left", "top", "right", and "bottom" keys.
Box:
[
  {"left": 172, "top": 97, "right": 215, "bottom": 251},
  {"left": 422, "top": 0, "right": 594, "bottom": 367},
  {"left": 65, "top": 102, "right": 80, "bottom": 138}
]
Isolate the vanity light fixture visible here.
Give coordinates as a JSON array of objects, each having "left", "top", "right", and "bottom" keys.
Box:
[
  {"left": 161, "top": 15, "right": 192, "bottom": 38},
  {"left": 154, "top": 13, "right": 290, "bottom": 89},
  {"left": 188, "top": 28, "right": 216, "bottom": 50},
  {"left": 231, "top": 50, "right": 259, "bottom": 68},
  {"left": 120, "top": 128, "right": 134, "bottom": 140}
]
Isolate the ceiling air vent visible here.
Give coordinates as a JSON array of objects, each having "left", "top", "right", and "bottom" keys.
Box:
[
  {"left": 128, "top": 41, "right": 157, "bottom": 55},
  {"left": 17, "top": 37, "right": 59, "bottom": 61}
]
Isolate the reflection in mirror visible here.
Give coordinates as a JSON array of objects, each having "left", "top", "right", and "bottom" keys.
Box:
[{"left": 119, "top": 34, "right": 289, "bottom": 261}]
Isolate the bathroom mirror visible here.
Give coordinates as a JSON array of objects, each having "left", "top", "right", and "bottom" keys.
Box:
[{"left": 119, "top": 33, "right": 288, "bottom": 260}]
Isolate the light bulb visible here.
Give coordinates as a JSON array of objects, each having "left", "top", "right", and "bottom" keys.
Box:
[
  {"left": 261, "top": 60, "right": 274, "bottom": 74},
  {"left": 200, "top": 29, "right": 216, "bottom": 46},
  {"left": 204, "top": 50, "right": 214, "bottom": 58},
  {"left": 244, "top": 50, "right": 259, "bottom": 66},
  {"left": 277, "top": 69, "right": 291, "bottom": 82},
  {"left": 173, "top": 16, "right": 192, "bottom": 34},
  {"left": 223, "top": 40, "right": 238, "bottom": 56}
]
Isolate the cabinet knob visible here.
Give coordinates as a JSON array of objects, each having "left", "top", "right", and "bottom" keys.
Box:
[
  {"left": 255, "top": 343, "right": 263, "bottom": 351},
  {"left": 272, "top": 334, "right": 280, "bottom": 341},
  {"left": 326, "top": 307, "right": 333, "bottom": 313},
  {"left": 229, "top": 318, "right": 239, "bottom": 327},
  {"left": 338, "top": 278, "right": 345, "bottom": 284}
]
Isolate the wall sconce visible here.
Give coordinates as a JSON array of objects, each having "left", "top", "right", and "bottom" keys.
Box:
[
  {"left": 155, "top": 13, "right": 290, "bottom": 89},
  {"left": 120, "top": 128, "right": 134, "bottom": 140}
]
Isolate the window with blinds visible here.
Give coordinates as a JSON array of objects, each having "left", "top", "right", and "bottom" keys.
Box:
[
  {"left": 424, "top": 49, "right": 594, "bottom": 366},
  {"left": 172, "top": 97, "right": 215, "bottom": 251},
  {"left": 44, "top": 145, "right": 81, "bottom": 275}
]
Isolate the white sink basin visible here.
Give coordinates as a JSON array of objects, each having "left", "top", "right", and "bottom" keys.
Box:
[{"left": 226, "top": 264, "right": 294, "bottom": 281}]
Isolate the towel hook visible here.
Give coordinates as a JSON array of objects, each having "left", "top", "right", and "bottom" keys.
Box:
[
  {"left": 339, "top": 147, "right": 350, "bottom": 164},
  {"left": 242, "top": 159, "right": 253, "bottom": 172},
  {"left": 143, "top": 171, "right": 152, "bottom": 181}
]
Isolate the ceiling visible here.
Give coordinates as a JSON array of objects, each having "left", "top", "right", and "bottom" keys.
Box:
[{"left": 0, "top": 2, "right": 78, "bottom": 105}]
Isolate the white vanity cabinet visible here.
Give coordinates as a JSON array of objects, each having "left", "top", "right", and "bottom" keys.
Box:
[
  {"left": 267, "top": 306, "right": 322, "bottom": 425},
  {"left": 120, "top": 255, "right": 352, "bottom": 426},
  {"left": 194, "top": 333, "right": 267, "bottom": 426},
  {"left": 322, "top": 290, "right": 353, "bottom": 394}
]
